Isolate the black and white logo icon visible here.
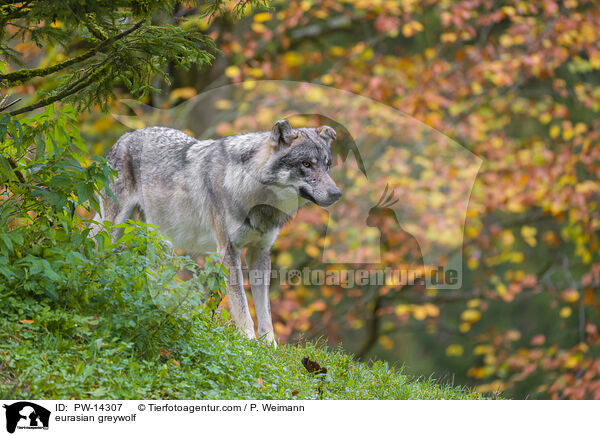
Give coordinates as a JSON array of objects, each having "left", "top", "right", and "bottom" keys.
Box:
[{"left": 3, "top": 402, "right": 50, "bottom": 434}]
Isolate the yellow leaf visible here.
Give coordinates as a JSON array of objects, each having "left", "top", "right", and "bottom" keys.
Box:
[
  {"left": 502, "top": 6, "right": 516, "bottom": 16},
  {"left": 564, "top": 355, "right": 580, "bottom": 369},
  {"left": 253, "top": 12, "right": 271, "bottom": 22},
  {"left": 476, "top": 381, "right": 504, "bottom": 393},
  {"left": 575, "top": 181, "right": 600, "bottom": 194},
  {"left": 309, "top": 300, "right": 326, "bottom": 312},
  {"left": 373, "top": 64, "right": 386, "bottom": 75},
  {"left": 441, "top": 32, "right": 457, "bottom": 43},
  {"left": 549, "top": 125, "right": 560, "bottom": 138},
  {"left": 562, "top": 289, "right": 579, "bottom": 303},
  {"left": 459, "top": 322, "right": 471, "bottom": 332},
  {"left": 277, "top": 252, "right": 293, "bottom": 268},
  {"left": 329, "top": 46, "right": 345, "bottom": 56},
  {"left": 562, "top": 127, "right": 574, "bottom": 141},
  {"left": 539, "top": 113, "right": 552, "bottom": 124},
  {"left": 169, "top": 87, "right": 196, "bottom": 101},
  {"left": 413, "top": 306, "right": 428, "bottom": 320},
  {"left": 499, "top": 34, "right": 512, "bottom": 47},
  {"left": 521, "top": 225, "right": 537, "bottom": 247},
  {"left": 360, "top": 48, "right": 374, "bottom": 60},
  {"left": 461, "top": 309, "right": 481, "bottom": 323},
  {"left": 496, "top": 282, "right": 507, "bottom": 297},
  {"left": 506, "top": 330, "right": 521, "bottom": 341},
  {"left": 378, "top": 336, "right": 394, "bottom": 350},
  {"left": 560, "top": 307, "right": 572, "bottom": 318},
  {"left": 474, "top": 345, "right": 493, "bottom": 355},
  {"left": 395, "top": 304, "right": 411, "bottom": 316},
  {"left": 283, "top": 52, "right": 302, "bottom": 67},
  {"left": 351, "top": 319, "right": 364, "bottom": 329},
  {"left": 225, "top": 65, "right": 241, "bottom": 78},
  {"left": 511, "top": 252, "right": 524, "bottom": 263},
  {"left": 321, "top": 74, "right": 334, "bottom": 85},
  {"left": 467, "top": 367, "right": 485, "bottom": 379},
  {"left": 502, "top": 230, "right": 515, "bottom": 246},
  {"left": 215, "top": 99, "right": 232, "bottom": 110},
  {"left": 424, "top": 303, "right": 440, "bottom": 317},
  {"left": 446, "top": 344, "right": 464, "bottom": 356},
  {"left": 247, "top": 67, "right": 263, "bottom": 78},
  {"left": 251, "top": 22, "right": 267, "bottom": 33},
  {"left": 536, "top": 385, "right": 548, "bottom": 393},
  {"left": 467, "top": 298, "right": 481, "bottom": 308},
  {"left": 305, "top": 244, "right": 320, "bottom": 258},
  {"left": 471, "top": 82, "right": 483, "bottom": 95},
  {"left": 574, "top": 122, "right": 587, "bottom": 135}
]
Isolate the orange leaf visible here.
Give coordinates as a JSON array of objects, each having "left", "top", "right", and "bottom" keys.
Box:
[
  {"left": 158, "top": 348, "right": 172, "bottom": 358},
  {"left": 172, "top": 359, "right": 180, "bottom": 366},
  {"left": 19, "top": 320, "right": 33, "bottom": 324}
]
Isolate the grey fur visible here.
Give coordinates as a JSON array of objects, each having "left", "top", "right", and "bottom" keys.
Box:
[{"left": 91, "top": 119, "right": 342, "bottom": 344}]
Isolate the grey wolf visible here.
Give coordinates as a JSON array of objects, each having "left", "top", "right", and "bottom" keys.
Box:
[{"left": 91, "top": 119, "right": 342, "bottom": 344}]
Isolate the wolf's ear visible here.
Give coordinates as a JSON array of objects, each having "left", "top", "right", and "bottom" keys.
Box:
[
  {"left": 271, "top": 119, "right": 295, "bottom": 148},
  {"left": 317, "top": 125, "right": 336, "bottom": 143}
]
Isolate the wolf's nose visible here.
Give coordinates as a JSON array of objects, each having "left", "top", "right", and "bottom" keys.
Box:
[{"left": 329, "top": 188, "right": 342, "bottom": 202}]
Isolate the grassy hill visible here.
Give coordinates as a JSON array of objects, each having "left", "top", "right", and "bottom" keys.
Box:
[{"left": 0, "top": 299, "right": 481, "bottom": 400}]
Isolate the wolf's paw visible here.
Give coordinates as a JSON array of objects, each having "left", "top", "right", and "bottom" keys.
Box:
[
  {"left": 243, "top": 327, "right": 256, "bottom": 340},
  {"left": 258, "top": 330, "right": 277, "bottom": 348}
]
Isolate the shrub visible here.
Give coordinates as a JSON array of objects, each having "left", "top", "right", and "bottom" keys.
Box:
[{"left": 0, "top": 106, "right": 227, "bottom": 358}]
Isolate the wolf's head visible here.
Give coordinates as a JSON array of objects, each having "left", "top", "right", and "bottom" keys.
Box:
[{"left": 264, "top": 119, "right": 342, "bottom": 207}]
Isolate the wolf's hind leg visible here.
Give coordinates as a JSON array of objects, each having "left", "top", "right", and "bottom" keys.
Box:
[
  {"left": 110, "top": 198, "right": 141, "bottom": 240},
  {"left": 88, "top": 188, "right": 117, "bottom": 238}
]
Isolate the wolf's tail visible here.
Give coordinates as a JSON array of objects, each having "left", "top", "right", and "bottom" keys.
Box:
[{"left": 88, "top": 132, "right": 139, "bottom": 240}]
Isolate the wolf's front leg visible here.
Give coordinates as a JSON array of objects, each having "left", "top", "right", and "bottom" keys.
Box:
[
  {"left": 222, "top": 245, "right": 256, "bottom": 339},
  {"left": 246, "top": 245, "right": 276, "bottom": 346}
]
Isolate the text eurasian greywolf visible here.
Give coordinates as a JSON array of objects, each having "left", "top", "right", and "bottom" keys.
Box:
[{"left": 91, "top": 119, "right": 342, "bottom": 344}]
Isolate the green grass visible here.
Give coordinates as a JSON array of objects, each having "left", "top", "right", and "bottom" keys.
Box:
[{"left": 0, "top": 300, "right": 482, "bottom": 400}]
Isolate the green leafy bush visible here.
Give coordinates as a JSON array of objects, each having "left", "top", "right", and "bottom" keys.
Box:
[{"left": 0, "top": 106, "right": 227, "bottom": 358}]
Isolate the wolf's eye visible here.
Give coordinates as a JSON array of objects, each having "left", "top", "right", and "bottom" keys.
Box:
[{"left": 302, "top": 161, "right": 311, "bottom": 168}]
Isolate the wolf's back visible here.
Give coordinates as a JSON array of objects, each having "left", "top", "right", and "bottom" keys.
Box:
[{"left": 107, "top": 127, "right": 201, "bottom": 184}]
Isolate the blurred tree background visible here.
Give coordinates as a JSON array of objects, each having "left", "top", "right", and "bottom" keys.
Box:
[{"left": 3, "top": 0, "right": 600, "bottom": 399}]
